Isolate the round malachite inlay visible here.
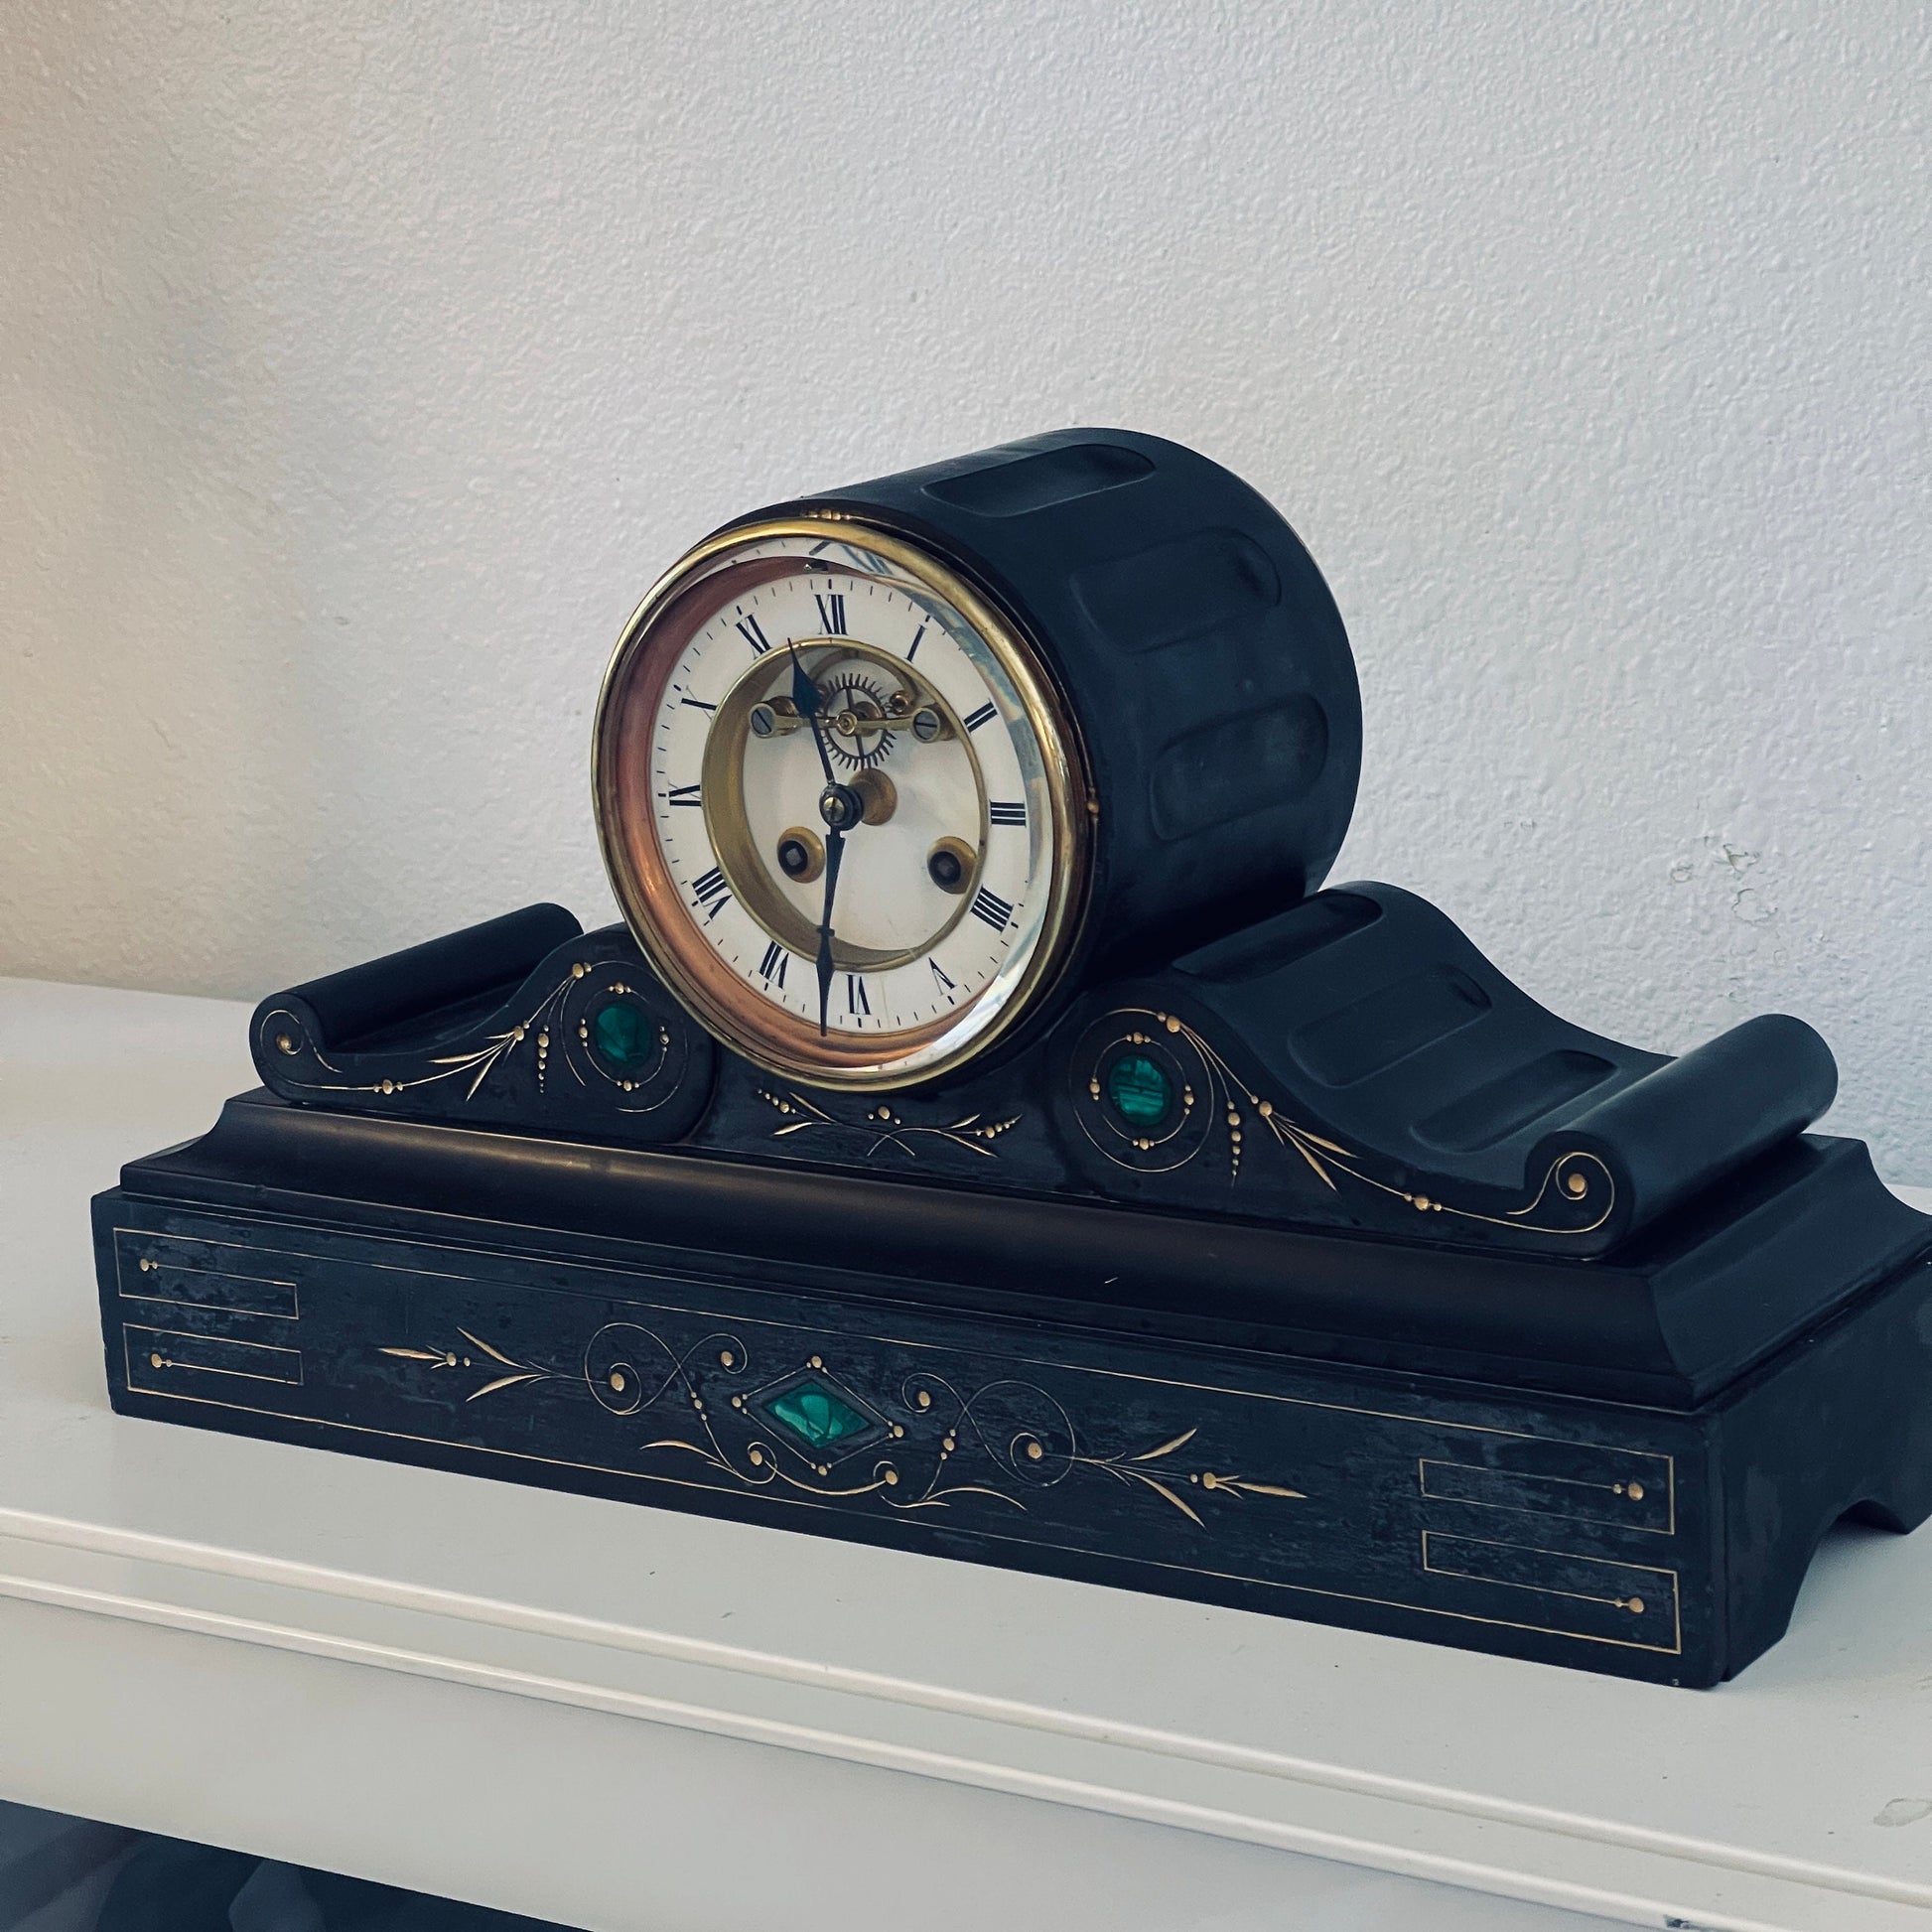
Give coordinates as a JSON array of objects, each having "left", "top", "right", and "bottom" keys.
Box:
[
  {"left": 592, "top": 1000, "right": 654, "bottom": 1070},
  {"left": 1105, "top": 1050, "right": 1173, "bottom": 1127}
]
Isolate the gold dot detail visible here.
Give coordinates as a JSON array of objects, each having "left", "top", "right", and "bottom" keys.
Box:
[
  {"left": 720, "top": 1349, "right": 736, "bottom": 1368},
  {"left": 1566, "top": 1173, "right": 1588, "bottom": 1197},
  {"left": 1025, "top": 1441, "right": 1043, "bottom": 1461},
  {"left": 1627, "top": 1480, "right": 1645, "bottom": 1502},
  {"left": 749, "top": 1448, "right": 764, "bottom": 1465},
  {"left": 610, "top": 1370, "right": 627, "bottom": 1393},
  {"left": 150, "top": 1351, "right": 164, "bottom": 1369},
  {"left": 1625, "top": 1596, "right": 1645, "bottom": 1615}
]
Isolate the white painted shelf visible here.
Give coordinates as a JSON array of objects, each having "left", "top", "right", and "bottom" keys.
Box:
[{"left": 1, "top": 974, "right": 1928, "bottom": 1932}]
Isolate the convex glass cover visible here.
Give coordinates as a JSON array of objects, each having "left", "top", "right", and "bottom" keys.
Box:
[{"left": 594, "top": 521, "right": 1091, "bottom": 1088}]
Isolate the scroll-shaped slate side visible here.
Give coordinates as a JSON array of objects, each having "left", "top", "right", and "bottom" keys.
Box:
[
  {"left": 1053, "top": 882, "right": 1845, "bottom": 1256},
  {"left": 262, "top": 902, "right": 583, "bottom": 1056},
  {"left": 250, "top": 912, "right": 716, "bottom": 1148},
  {"left": 1530, "top": 1015, "right": 1839, "bottom": 1240}
]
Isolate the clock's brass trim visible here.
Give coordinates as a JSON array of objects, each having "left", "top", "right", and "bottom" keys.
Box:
[{"left": 593, "top": 515, "right": 1094, "bottom": 1090}]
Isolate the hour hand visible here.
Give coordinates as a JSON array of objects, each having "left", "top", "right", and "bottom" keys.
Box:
[
  {"left": 788, "top": 644, "right": 836, "bottom": 786},
  {"left": 789, "top": 645, "right": 820, "bottom": 722}
]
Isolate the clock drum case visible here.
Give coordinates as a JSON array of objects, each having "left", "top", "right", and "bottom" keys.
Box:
[{"left": 93, "top": 429, "right": 1932, "bottom": 1687}]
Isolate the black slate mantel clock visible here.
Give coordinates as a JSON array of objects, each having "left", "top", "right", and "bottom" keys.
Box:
[{"left": 93, "top": 429, "right": 1932, "bottom": 1687}]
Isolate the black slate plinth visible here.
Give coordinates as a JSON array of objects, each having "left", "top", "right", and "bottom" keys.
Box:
[{"left": 94, "top": 1090, "right": 1932, "bottom": 1687}]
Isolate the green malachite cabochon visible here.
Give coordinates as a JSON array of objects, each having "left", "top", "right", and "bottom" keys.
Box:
[
  {"left": 1106, "top": 1050, "right": 1172, "bottom": 1127},
  {"left": 761, "top": 1378, "right": 871, "bottom": 1450},
  {"left": 592, "top": 1001, "right": 653, "bottom": 1069}
]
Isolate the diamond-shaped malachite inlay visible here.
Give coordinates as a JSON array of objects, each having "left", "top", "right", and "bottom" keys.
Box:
[
  {"left": 1106, "top": 1050, "right": 1173, "bottom": 1127},
  {"left": 760, "top": 1377, "right": 872, "bottom": 1450},
  {"left": 592, "top": 1000, "right": 654, "bottom": 1070}
]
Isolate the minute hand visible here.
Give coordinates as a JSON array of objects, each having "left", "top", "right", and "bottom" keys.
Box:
[
  {"left": 789, "top": 645, "right": 847, "bottom": 1036},
  {"left": 813, "top": 824, "right": 845, "bottom": 1038}
]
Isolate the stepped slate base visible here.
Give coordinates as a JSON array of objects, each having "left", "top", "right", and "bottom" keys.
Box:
[{"left": 93, "top": 1096, "right": 1932, "bottom": 1688}]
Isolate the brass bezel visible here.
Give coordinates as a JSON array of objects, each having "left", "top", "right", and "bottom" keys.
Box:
[{"left": 592, "top": 514, "right": 1094, "bottom": 1091}]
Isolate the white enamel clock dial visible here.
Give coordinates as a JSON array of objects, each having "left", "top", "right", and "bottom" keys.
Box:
[{"left": 595, "top": 522, "right": 1091, "bottom": 1089}]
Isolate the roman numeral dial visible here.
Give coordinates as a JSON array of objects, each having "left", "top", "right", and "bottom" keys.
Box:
[{"left": 596, "top": 520, "right": 1089, "bottom": 1090}]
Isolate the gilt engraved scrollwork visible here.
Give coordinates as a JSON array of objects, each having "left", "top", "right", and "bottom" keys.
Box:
[
  {"left": 1074, "top": 1007, "right": 1614, "bottom": 1238},
  {"left": 375, "top": 1321, "right": 1306, "bottom": 1528},
  {"left": 757, "top": 1087, "right": 1022, "bottom": 1160},
  {"left": 260, "top": 960, "right": 698, "bottom": 1117},
  {"left": 378, "top": 1327, "right": 554, "bottom": 1402},
  {"left": 897, "top": 1375, "right": 1306, "bottom": 1523}
]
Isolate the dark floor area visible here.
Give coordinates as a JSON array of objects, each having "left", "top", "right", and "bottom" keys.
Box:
[{"left": 0, "top": 1804, "right": 572, "bottom": 1932}]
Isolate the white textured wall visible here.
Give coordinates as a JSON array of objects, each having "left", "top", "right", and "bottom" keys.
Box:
[{"left": 3, "top": 2, "right": 1927, "bottom": 1173}]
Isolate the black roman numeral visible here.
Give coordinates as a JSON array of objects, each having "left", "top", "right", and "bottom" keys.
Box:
[
  {"left": 970, "top": 887, "right": 1015, "bottom": 931},
  {"left": 905, "top": 621, "right": 926, "bottom": 662},
  {"left": 737, "top": 613, "right": 772, "bottom": 655},
  {"left": 814, "top": 592, "right": 847, "bottom": 635},
  {"left": 666, "top": 783, "right": 702, "bottom": 808},
  {"left": 929, "top": 960, "right": 956, "bottom": 995},
  {"left": 963, "top": 701, "right": 997, "bottom": 733},
  {"left": 846, "top": 974, "right": 870, "bottom": 1017},
  {"left": 988, "top": 799, "right": 1026, "bottom": 826},
  {"left": 689, "top": 867, "right": 731, "bottom": 920},
  {"left": 759, "top": 940, "right": 787, "bottom": 987}
]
